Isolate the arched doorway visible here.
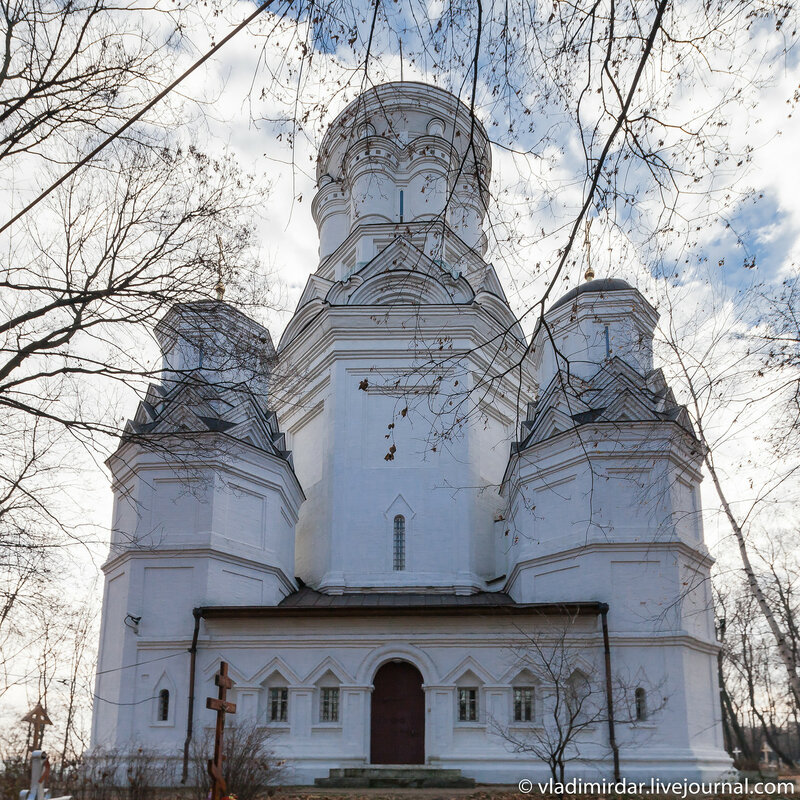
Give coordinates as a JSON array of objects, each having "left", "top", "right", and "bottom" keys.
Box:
[{"left": 370, "top": 661, "right": 425, "bottom": 764}]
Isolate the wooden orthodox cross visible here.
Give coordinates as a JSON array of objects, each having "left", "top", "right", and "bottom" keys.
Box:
[
  {"left": 22, "top": 703, "right": 52, "bottom": 752},
  {"left": 206, "top": 661, "right": 236, "bottom": 800}
]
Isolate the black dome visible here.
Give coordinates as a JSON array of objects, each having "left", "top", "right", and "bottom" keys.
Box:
[{"left": 549, "top": 278, "right": 633, "bottom": 312}]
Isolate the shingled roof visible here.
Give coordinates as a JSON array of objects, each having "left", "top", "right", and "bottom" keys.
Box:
[
  {"left": 512, "top": 356, "right": 695, "bottom": 454},
  {"left": 197, "top": 586, "right": 606, "bottom": 619}
]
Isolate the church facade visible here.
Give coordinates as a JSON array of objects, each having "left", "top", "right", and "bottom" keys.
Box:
[{"left": 91, "top": 82, "right": 731, "bottom": 784}]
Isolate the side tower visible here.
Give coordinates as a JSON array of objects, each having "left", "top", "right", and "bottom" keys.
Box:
[
  {"left": 502, "top": 278, "right": 728, "bottom": 777},
  {"left": 92, "top": 301, "right": 303, "bottom": 750},
  {"left": 275, "top": 81, "right": 535, "bottom": 594}
]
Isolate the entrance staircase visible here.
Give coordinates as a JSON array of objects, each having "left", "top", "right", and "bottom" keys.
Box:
[{"left": 314, "top": 765, "right": 476, "bottom": 788}]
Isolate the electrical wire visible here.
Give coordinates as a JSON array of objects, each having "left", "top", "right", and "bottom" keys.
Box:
[
  {"left": 92, "top": 692, "right": 159, "bottom": 706},
  {"left": 95, "top": 650, "right": 185, "bottom": 676},
  {"left": 3, "top": 650, "right": 186, "bottom": 684}
]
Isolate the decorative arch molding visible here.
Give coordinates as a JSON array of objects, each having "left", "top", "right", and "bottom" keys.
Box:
[
  {"left": 277, "top": 297, "right": 327, "bottom": 351},
  {"left": 441, "top": 654, "right": 495, "bottom": 686},
  {"left": 499, "top": 665, "right": 543, "bottom": 685},
  {"left": 153, "top": 669, "right": 176, "bottom": 692},
  {"left": 341, "top": 135, "right": 402, "bottom": 175},
  {"left": 566, "top": 666, "right": 593, "bottom": 690},
  {"left": 340, "top": 134, "right": 461, "bottom": 181},
  {"left": 345, "top": 270, "right": 471, "bottom": 306},
  {"left": 474, "top": 291, "right": 527, "bottom": 343},
  {"left": 324, "top": 235, "right": 476, "bottom": 307},
  {"left": 249, "top": 656, "right": 301, "bottom": 687},
  {"left": 566, "top": 652, "right": 599, "bottom": 680},
  {"left": 356, "top": 643, "right": 439, "bottom": 686},
  {"left": 303, "top": 655, "right": 354, "bottom": 686},
  {"left": 200, "top": 654, "right": 247, "bottom": 685},
  {"left": 384, "top": 494, "right": 415, "bottom": 521},
  {"left": 406, "top": 133, "right": 457, "bottom": 158}
]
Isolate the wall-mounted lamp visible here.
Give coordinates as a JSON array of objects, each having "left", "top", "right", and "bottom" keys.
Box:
[{"left": 124, "top": 613, "right": 142, "bottom": 634}]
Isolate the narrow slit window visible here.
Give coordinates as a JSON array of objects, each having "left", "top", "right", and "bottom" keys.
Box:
[
  {"left": 458, "top": 687, "right": 478, "bottom": 721},
  {"left": 157, "top": 689, "right": 169, "bottom": 722},
  {"left": 514, "top": 687, "right": 535, "bottom": 722},
  {"left": 635, "top": 687, "right": 647, "bottom": 721},
  {"left": 269, "top": 687, "right": 288, "bottom": 722},
  {"left": 320, "top": 687, "right": 340, "bottom": 722},
  {"left": 399, "top": 189, "right": 404, "bottom": 222},
  {"left": 393, "top": 515, "right": 406, "bottom": 571}
]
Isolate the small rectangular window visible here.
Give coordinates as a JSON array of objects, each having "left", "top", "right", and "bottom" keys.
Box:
[
  {"left": 269, "top": 687, "right": 288, "bottom": 722},
  {"left": 393, "top": 515, "right": 406, "bottom": 571},
  {"left": 320, "top": 687, "right": 339, "bottom": 722},
  {"left": 514, "top": 687, "right": 534, "bottom": 722},
  {"left": 458, "top": 687, "right": 478, "bottom": 721}
]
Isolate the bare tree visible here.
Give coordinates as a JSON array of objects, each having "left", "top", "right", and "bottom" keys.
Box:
[
  {"left": 492, "top": 620, "right": 665, "bottom": 781},
  {"left": 0, "top": 1, "right": 183, "bottom": 164},
  {"left": 761, "top": 268, "right": 800, "bottom": 436},
  {"left": 0, "top": 1, "right": 275, "bottom": 666},
  {"left": 57, "top": 598, "right": 97, "bottom": 778},
  {"left": 717, "top": 572, "right": 800, "bottom": 769},
  {"left": 656, "top": 271, "right": 800, "bottom": 722},
  {"left": 0, "top": 0, "right": 797, "bottom": 755},
  {"left": 191, "top": 722, "right": 283, "bottom": 800}
]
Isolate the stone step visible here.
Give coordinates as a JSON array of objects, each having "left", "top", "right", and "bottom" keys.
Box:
[
  {"left": 329, "top": 767, "right": 467, "bottom": 778},
  {"left": 315, "top": 766, "right": 476, "bottom": 788}
]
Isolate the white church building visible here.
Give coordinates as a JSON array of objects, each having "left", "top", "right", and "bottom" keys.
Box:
[{"left": 91, "top": 81, "right": 731, "bottom": 785}]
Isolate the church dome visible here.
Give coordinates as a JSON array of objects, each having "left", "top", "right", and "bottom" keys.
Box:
[
  {"left": 549, "top": 277, "right": 633, "bottom": 311},
  {"left": 315, "top": 81, "right": 491, "bottom": 184},
  {"left": 311, "top": 81, "right": 492, "bottom": 262}
]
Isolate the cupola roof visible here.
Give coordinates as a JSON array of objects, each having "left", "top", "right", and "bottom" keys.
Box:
[{"left": 550, "top": 277, "right": 633, "bottom": 311}]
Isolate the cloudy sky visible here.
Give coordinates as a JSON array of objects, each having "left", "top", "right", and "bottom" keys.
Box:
[
  {"left": 3, "top": 0, "right": 799, "bottom": 722},
  {"left": 175, "top": 0, "right": 800, "bottom": 553},
  {"left": 176, "top": 1, "right": 800, "bottom": 317},
  {"left": 16, "top": 0, "right": 793, "bottom": 585}
]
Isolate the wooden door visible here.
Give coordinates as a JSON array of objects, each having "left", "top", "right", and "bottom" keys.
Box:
[{"left": 370, "top": 661, "right": 425, "bottom": 764}]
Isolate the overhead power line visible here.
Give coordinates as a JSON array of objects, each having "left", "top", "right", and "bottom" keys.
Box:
[{"left": 0, "top": 0, "right": 278, "bottom": 236}]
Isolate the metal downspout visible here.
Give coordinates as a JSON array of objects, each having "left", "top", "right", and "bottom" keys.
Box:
[
  {"left": 600, "top": 603, "right": 621, "bottom": 781},
  {"left": 181, "top": 608, "right": 202, "bottom": 784}
]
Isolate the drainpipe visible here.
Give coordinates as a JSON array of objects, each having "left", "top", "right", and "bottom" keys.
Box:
[
  {"left": 181, "top": 608, "right": 202, "bottom": 784},
  {"left": 600, "top": 603, "right": 620, "bottom": 781}
]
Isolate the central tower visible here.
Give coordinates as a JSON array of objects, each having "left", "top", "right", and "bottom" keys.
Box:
[
  {"left": 312, "top": 81, "right": 491, "bottom": 274},
  {"left": 274, "top": 82, "right": 534, "bottom": 594}
]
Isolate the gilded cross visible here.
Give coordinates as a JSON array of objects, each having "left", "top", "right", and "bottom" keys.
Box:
[{"left": 206, "top": 661, "right": 236, "bottom": 800}]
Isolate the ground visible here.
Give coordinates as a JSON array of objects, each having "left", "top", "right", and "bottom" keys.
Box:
[
  {"left": 271, "top": 789, "right": 521, "bottom": 799},
  {"left": 263, "top": 781, "right": 800, "bottom": 800}
]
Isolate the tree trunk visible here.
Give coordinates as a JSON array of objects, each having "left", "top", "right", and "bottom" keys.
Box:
[
  {"left": 760, "top": 723, "right": 796, "bottom": 769},
  {"left": 702, "top": 446, "right": 800, "bottom": 711},
  {"left": 718, "top": 650, "right": 752, "bottom": 759}
]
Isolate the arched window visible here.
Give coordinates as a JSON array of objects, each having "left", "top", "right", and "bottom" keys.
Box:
[
  {"left": 157, "top": 689, "right": 170, "bottom": 722},
  {"left": 393, "top": 515, "right": 406, "bottom": 571},
  {"left": 635, "top": 687, "right": 647, "bottom": 721}
]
